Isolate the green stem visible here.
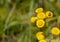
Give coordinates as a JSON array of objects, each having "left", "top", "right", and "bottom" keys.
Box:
[
  {"left": 28, "top": 0, "right": 35, "bottom": 42},
  {"left": 4, "top": 3, "right": 16, "bottom": 31}
]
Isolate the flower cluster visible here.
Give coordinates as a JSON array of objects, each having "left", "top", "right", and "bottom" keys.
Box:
[
  {"left": 30, "top": 8, "right": 53, "bottom": 28},
  {"left": 30, "top": 8, "right": 60, "bottom": 42}
]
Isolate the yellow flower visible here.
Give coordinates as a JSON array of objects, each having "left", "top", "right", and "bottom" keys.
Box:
[
  {"left": 46, "top": 11, "right": 53, "bottom": 18},
  {"left": 36, "top": 19, "right": 45, "bottom": 28},
  {"left": 39, "top": 39, "right": 47, "bottom": 42},
  {"left": 30, "top": 17, "right": 37, "bottom": 23},
  {"left": 51, "top": 27, "right": 60, "bottom": 35},
  {"left": 36, "top": 32, "right": 44, "bottom": 36},
  {"left": 35, "top": 8, "right": 43, "bottom": 13},
  {"left": 37, "top": 12, "right": 46, "bottom": 19},
  {"left": 36, "top": 32, "right": 45, "bottom": 40}
]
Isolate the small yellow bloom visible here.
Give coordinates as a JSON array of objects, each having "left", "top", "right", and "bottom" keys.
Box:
[
  {"left": 37, "top": 12, "right": 46, "bottom": 19},
  {"left": 36, "top": 32, "right": 45, "bottom": 40},
  {"left": 46, "top": 11, "right": 53, "bottom": 18},
  {"left": 39, "top": 39, "right": 47, "bottom": 42},
  {"left": 51, "top": 27, "right": 60, "bottom": 35},
  {"left": 30, "top": 17, "right": 37, "bottom": 23},
  {"left": 36, "top": 19, "right": 45, "bottom": 28},
  {"left": 35, "top": 8, "right": 43, "bottom": 13},
  {"left": 36, "top": 32, "right": 44, "bottom": 36}
]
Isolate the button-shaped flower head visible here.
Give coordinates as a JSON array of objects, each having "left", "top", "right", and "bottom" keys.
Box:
[
  {"left": 46, "top": 11, "right": 53, "bottom": 18},
  {"left": 37, "top": 12, "right": 46, "bottom": 19},
  {"left": 30, "top": 17, "right": 37, "bottom": 23},
  {"left": 35, "top": 8, "right": 43, "bottom": 13},
  {"left": 51, "top": 27, "right": 59, "bottom": 35},
  {"left": 39, "top": 39, "right": 47, "bottom": 42},
  {"left": 36, "top": 19, "right": 45, "bottom": 28},
  {"left": 36, "top": 32, "right": 44, "bottom": 40}
]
